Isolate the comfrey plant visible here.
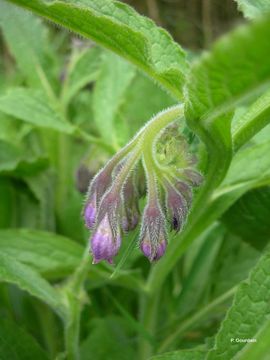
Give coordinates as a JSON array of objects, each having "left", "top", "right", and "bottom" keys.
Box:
[
  {"left": 2, "top": 1, "right": 270, "bottom": 360},
  {"left": 84, "top": 106, "right": 203, "bottom": 263}
]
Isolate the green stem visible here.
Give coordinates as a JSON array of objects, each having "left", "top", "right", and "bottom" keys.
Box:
[
  {"left": 64, "top": 247, "right": 90, "bottom": 360},
  {"left": 139, "top": 291, "right": 160, "bottom": 360},
  {"left": 158, "top": 286, "right": 237, "bottom": 353}
]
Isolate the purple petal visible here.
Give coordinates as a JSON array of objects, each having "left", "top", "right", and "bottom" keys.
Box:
[
  {"left": 84, "top": 200, "right": 96, "bottom": 228},
  {"left": 91, "top": 216, "right": 121, "bottom": 264}
]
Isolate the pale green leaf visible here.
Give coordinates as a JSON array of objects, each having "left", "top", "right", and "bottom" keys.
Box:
[
  {"left": 62, "top": 46, "right": 102, "bottom": 105},
  {"left": 0, "top": 88, "right": 74, "bottom": 133},
  {"left": 0, "top": 229, "right": 83, "bottom": 278},
  {"left": 0, "top": 253, "right": 66, "bottom": 318},
  {"left": 93, "top": 51, "right": 136, "bottom": 145},
  {"left": 0, "top": 1, "right": 55, "bottom": 86},
  {"left": 235, "top": 0, "right": 270, "bottom": 19},
  {"left": 7, "top": 0, "right": 187, "bottom": 98},
  {"left": 207, "top": 248, "right": 270, "bottom": 359}
]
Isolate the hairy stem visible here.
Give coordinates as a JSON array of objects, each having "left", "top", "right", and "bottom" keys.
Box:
[{"left": 64, "top": 247, "right": 90, "bottom": 360}]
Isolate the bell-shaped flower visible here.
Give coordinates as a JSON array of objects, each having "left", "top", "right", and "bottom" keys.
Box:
[
  {"left": 91, "top": 214, "right": 121, "bottom": 264},
  {"left": 140, "top": 202, "right": 167, "bottom": 261},
  {"left": 90, "top": 190, "right": 121, "bottom": 264}
]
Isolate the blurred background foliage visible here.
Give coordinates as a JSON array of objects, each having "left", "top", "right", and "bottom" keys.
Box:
[{"left": 0, "top": 1, "right": 266, "bottom": 359}]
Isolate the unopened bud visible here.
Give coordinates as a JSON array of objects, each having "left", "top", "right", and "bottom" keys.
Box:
[{"left": 91, "top": 215, "right": 121, "bottom": 264}]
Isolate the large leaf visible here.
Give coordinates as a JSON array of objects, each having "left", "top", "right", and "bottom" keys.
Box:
[
  {"left": 0, "top": 253, "right": 66, "bottom": 318},
  {"left": 0, "top": 318, "right": 49, "bottom": 360},
  {"left": 0, "top": 88, "right": 74, "bottom": 133},
  {"left": 235, "top": 0, "right": 270, "bottom": 19},
  {"left": 7, "top": 0, "right": 187, "bottom": 98},
  {"left": 207, "top": 248, "right": 270, "bottom": 359},
  {"left": 185, "top": 16, "right": 270, "bottom": 189},
  {"left": 0, "top": 229, "right": 83, "bottom": 278}
]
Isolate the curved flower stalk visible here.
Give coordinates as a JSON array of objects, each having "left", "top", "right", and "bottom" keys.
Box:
[{"left": 83, "top": 105, "right": 203, "bottom": 264}]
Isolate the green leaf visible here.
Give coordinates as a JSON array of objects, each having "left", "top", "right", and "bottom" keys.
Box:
[
  {"left": 0, "top": 1, "right": 56, "bottom": 87},
  {"left": 232, "top": 89, "right": 270, "bottom": 151},
  {"left": 235, "top": 0, "right": 270, "bottom": 19},
  {"left": 93, "top": 51, "right": 135, "bottom": 145},
  {"left": 0, "top": 140, "right": 21, "bottom": 172},
  {"left": 207, "top": 248, "right": 270, "bottom": 359},
  {"left": 0, "top": 253, "right": 66, "bottom": 318},
  {"left": 235, "top": 317, "right": 270, "bottom": 360},
  {"left": 222, "top": 187, "right": 270, "bottom": 250},
  {"left": 61, "top": 46, "right": 102, "bottom": 106},
  {"left": 116, "top": 72, "right": 176, "bottom": 145},
  {"left": 175, "top": 225, "right": 224, "bottom": 317},
  {"left": 0, "top": 318, "right": 49, "bottom": 360},
  {"left": 186, "top": 15, "right": 270, "bottom": 186},
  {"left": 0, "top": 229, "right": 83, "bottom": 279},
  {"left": 24, "top": 170, "right": 56, "bottom": 231},
  {"left": 0, "top": 139, "right": 47, "bottom": 176},
  {"left": 210, "top": 234, "right": 260, "bottom": 298},
  {"left": 7, "top": 0, "right": 187, "bottom": 98},
  {"left": 80, "top": 316, "right": 136, "bottom": 360},
  {"left": 150, "top": 350, "right": 206, "bottom": 360},
  {"left": 0, "top": 88, "right": 74, "bottom": 133}
]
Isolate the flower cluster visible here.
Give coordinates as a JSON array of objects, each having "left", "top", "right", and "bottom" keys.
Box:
[{"left": 83, "top": 106, "right": 203, "bottom": 264}]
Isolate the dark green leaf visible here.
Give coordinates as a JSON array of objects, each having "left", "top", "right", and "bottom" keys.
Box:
[
  {"left": 0, "top": 318, "right": 49, "bottom": 360},
  {"left": 222, "top": 186, "right": 270, "bottom": 250},
  {"left": 207, "top": 248, "right": 270, "bottom": 359}
]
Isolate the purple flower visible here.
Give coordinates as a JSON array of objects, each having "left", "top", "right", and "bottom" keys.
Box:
[
  {"left": 166, "top": 182, "right": 188, "bottom": 232},
  {"left": 91, "top": 215, "right": 121, "bottom": 264},
  {"left": 140, "top": 202, "right": 167, "bottom": 261},
  {"left": 90, "top": 189, "right": 122, "bottom": 264}
]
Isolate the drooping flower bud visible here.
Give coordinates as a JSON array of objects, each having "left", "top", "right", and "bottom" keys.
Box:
[
  {"left": 84, "top": 194, "right": 97, "bottom": 228},
  {"left": 140, "top": 202, "right": 167, "bottom": 261},
  {"left": 121, "top": 175, "right": 140, "bottom": 232},
  {"left": 84, "top": 167, "right": 113, "bottom": 228},
  {"left": 165, "top": 181, "right": 188, "bottom": 232},
  {"left": 174, "top": 180, "right": 193, "bottom": 207},
  {"left": 90, "top": 190, "right": 122, "bottom": 264},
  {"left": 91, "top": 215, "right": 121, "bottom": 264},
  {"left": 182, "top": 169, "right": 203, "bottom": 187}
]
